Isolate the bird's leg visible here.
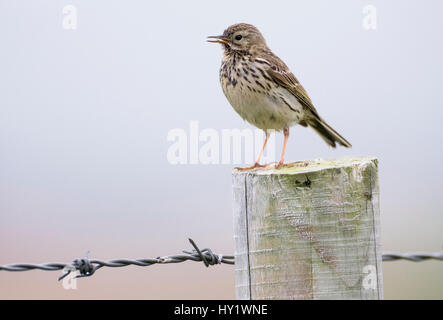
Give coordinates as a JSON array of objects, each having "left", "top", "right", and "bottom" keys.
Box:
[
  {"left": 276, "top": 128, "right": 289, "bottom": 169},
  {"left": 235, "top": 131, "right": 270, "bottom": 171},
  {"left": 254, "top": 130, "right": 270, "bottom": 166}
]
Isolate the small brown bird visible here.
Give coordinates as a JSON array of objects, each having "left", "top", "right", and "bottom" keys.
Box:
[{"left": 208, "top": 23, "right": 351, "bottom": 169}]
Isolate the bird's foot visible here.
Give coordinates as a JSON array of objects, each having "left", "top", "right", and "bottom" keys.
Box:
[
  {"left": 235, "top": 162, "right": 267, "bottom": 171},
  {"left": 275, "top": 161, "right": 285, "bottom": 169},
  {"left": 275, "top": 161, "right": 310, "bottom": 169}
]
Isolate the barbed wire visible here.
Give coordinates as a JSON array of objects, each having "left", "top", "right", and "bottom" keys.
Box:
[
  {"left": 0, "top": 239, "right": 441, "bottom": 281},
  {"left": 382, "top": 252, "right": 443, "bottom": 262},
  {"left": 0, "top": 239, "right": 234, "bottom": 280}
]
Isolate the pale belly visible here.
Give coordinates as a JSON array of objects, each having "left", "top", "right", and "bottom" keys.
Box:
[{"left": 222, "top": 82, "right": 304, "bottom": 131}]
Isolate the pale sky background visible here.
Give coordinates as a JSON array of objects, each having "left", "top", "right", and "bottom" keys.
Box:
[{"left": 1, "top": 0, "right": 442, "bottom": 299}]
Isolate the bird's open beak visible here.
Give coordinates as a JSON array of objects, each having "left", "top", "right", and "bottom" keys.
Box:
[{"left": 207, "top": 35, "right": 230, "bottom": 45}]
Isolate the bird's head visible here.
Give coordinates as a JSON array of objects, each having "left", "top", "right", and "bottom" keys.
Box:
[{"left": 207, "top": 23, "right": 268, "bottom": 54}]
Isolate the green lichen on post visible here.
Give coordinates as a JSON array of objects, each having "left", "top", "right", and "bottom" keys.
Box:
[{"left": 233, "top": 157, "right": 378, "bottom": 176}]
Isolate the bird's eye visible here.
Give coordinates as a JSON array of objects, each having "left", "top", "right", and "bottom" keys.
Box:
[{"left": 235, "top": 34, "right": 243, "bottom": 41}]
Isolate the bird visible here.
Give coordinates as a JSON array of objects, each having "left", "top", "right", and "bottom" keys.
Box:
[{"left": 207, "top": 23, "right": 351, "bottom": 170}]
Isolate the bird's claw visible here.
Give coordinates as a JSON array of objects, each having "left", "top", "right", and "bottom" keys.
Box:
[
  {"left": 235, "top": 163, "right": 267, "bottom": 171},
  {"left": 235, "top": 161, "right": 310, "bottom": 171},
  {"left": 275, "top": 161, "right": 310, "bottom": 169}
]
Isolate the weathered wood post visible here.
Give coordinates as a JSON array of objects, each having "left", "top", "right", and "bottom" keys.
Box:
[{"left": 232, "top": 157, "right": 383, "bottom": 299}]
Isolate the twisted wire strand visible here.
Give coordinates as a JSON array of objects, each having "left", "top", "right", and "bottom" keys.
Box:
[
  {"left": 0, "top": 241, "right": 441, "bottom": 281},
  {"left": 0, "top": 239, "right": 234, "bottom": 280},
  {"left": 382, "top": 252, "right": 443, "bottom": 262}
]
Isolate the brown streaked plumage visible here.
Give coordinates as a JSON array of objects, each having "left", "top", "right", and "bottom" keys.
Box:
[{"left": 208, "top": 23, "right": 351, "bottom": 169}]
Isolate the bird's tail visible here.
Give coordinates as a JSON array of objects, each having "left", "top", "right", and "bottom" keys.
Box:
[{"left": 307, "top": 117, "right": 352, "bottom": 148}]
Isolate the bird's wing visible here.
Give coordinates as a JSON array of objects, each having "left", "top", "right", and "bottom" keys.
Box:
[{"left": 256, "top": 54, "right": 320, "bottom": 119}]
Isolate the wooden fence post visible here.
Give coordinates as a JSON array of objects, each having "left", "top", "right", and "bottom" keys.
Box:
[{"left": 232, "top": 157, "right": 383, "bottom": 300}]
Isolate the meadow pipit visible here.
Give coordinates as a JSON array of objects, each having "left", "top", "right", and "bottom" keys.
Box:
[{"left": 208, "top": 23, "right": 351, "bottom": 170}]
